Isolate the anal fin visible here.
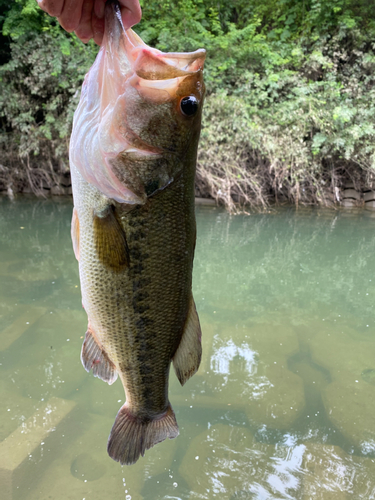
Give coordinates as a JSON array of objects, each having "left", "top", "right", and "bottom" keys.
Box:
[
  {"left": 81, "top": 325, "right": 118, "bottom": 385},
  {"left": 173, "top": 295, "right": 202, "bottom": 386}
]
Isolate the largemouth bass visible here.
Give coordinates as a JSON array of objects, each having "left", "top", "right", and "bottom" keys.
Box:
[{"left": 69, "top": 1, "right": 205, "bottom": 465}]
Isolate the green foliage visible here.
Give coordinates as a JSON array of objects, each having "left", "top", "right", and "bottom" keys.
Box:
[
  {"left": 2, "top": 0, "right": 46, "bottom": 39},
  {"left": 136, "top": 0, "right": 375, "bottom": 94},
  {"left": 1, "top": 0, "right": 375, "bottom": 207},
  {"left": 1, "top": 31, "right": 96, "bottom": 152},
  {"left": 198, "top": 25, "right": 375, "bottom": 209},
  {"left": 0, "top": 22, "right": 97, "bottom": 191},
  {"left": 137, "top": 0, "right": 292, "bottom": 92}
]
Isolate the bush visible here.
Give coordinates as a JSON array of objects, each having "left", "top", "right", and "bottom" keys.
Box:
[
  {"left": 198, "top": 28, "right": 375, "bottom": 210},
  {"left": 1, "top": 0, "right": 375, "bottom": 209},
  {"left": 0, "top": 18, "right": 97, "bottom": 192}
]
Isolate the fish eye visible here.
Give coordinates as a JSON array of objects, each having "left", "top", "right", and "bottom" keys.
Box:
[{"left": 180, "top": 96, "right": 199, "bottom": 117}]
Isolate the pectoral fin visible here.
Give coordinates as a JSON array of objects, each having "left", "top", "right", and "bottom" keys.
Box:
[
  {"left": 93, "top": 205, "right": 129, "bottom": 272},
  {"left": 81, "top": 324, "right": 118, "bottom": 385},
  {"left": 173, "top": 296, "right": 202, "bottom": 386},
  {"left": 71, "top": 208, "right": 80, "bottom": 261}
]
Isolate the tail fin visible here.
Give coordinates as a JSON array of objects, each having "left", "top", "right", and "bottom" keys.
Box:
[{"left": 107, "top": 403, "right": 179, "bottom": 465}]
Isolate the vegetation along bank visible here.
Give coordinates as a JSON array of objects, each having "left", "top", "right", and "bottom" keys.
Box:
[{"left": 1, "top": 0, "right": 375, "bottom": 211}]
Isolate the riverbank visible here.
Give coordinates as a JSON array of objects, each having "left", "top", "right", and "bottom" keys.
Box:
[
  {"left": 3, "top": 176, "right": 375, "bottom": 213},
  {"left": 1, "top": 1, "right": 375, "bottom": 212}
]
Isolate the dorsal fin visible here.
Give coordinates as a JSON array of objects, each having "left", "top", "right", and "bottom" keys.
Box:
[{"left": 173, "top": 295, "right": 202, "bottom": 386}]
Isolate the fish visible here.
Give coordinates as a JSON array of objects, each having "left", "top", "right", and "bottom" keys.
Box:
[{"left": 69, "top": 0, "right": 205, "bottom": 465}]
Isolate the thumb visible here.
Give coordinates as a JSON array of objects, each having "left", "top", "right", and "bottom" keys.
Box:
[{"left": 119, "top": 0, "right": 142, "bottom": 29}]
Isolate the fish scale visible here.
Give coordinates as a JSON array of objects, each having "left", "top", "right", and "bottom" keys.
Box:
[{"left": 69, "top": 0, "right": 205, "bottom": 465}]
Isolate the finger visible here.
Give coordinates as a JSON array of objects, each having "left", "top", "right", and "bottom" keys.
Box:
[
  {"left": 58, "top": 0, "right": 85, "bottom": 33},
  {"left": 94, "top": 0, "right": 106, "bottom": 20},
  {"left": 120, "top": 0, "right": 142, "bottom": 29},
  {"left": 92, "top": 12, "right": 104, "bottom": 45},
  {"left": 37, "top": 0, "right": 65, "bottom": 18},
  {"left": 75, "top": 0, "right": 94, "bottom": 43}
]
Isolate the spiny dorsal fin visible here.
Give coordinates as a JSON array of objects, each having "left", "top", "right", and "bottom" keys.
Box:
[
  {"left": 173, "top": 295, "right": 202, "bottom": 386},
  {"left": 93, "top": 205, "right": 129, "bottom": 272}
]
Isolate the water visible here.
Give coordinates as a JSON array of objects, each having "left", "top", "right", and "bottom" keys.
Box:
[{"left": 1, "top": 196, "right": 375, "bottom": 499}]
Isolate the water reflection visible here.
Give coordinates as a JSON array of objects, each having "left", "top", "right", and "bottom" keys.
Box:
[
  {"left": 1, "top": 198, "right": 375, "bottom": 499},
  {"left": 180, "top": 424, "right": 304, "bottom": 499},
  {"left": 195, "top": 205, "right": 375, "bottom": 327},
  {"left": 210, "top": 340, "right": 258, "bottom": 377}
]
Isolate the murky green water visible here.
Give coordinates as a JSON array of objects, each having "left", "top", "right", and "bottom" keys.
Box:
[{"left": 1, "top": 196, "right": 375, "bottom": 499}]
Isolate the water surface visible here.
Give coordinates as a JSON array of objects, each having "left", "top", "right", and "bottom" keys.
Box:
[{"left": 1, "top": 196, "right": 375, "bottom": 499}]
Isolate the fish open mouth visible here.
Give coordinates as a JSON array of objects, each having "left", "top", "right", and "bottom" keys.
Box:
[
  {"left": 104, "top": 4, "right": 205, "bottom": 158},
  {"left": 112, "top": 4, "right": 205, "bottom": 79},
  {"left": 109, "top": 3, "right": 205, "bottom": 102}
]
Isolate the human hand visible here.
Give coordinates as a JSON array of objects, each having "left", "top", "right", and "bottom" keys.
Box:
[{"left": 37, "top": 0, "right": 142, "bottom": 45}]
